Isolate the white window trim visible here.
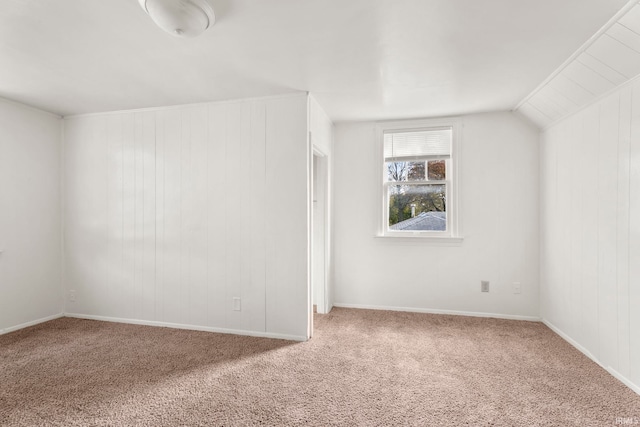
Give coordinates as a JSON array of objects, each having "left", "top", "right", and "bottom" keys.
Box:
[{"left": 376, "top": 117, "right": 462, "bottom": 240}]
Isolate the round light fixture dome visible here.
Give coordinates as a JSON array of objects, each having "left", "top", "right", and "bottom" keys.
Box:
[{"left": 138, "top": 0, "right": 215, "bottom": 38}]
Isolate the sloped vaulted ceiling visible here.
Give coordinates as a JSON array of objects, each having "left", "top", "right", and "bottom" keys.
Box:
[{"left": 516, "top": 0, "right": 640, "bottom": 129}]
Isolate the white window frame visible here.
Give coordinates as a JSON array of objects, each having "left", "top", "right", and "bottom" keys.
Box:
[{"left": 377, "top": 118, "right": 461, "bottom": 240}]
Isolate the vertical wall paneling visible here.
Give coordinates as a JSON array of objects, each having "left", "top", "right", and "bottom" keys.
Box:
[
  {"left": 556, "top": 115, "right": 572, "bottom": 332},
  {"left": 617, "top": 86, "right": 632, "bottom": 376},
  {"left": 568, "top": 114, "right": 583, "bottom": 342},
  {"left": 133, "top": 113, "right": 144, "bottom": 320},
  {"left": 597, "top": 94, "right": 619, "bottom": 369},
  {"left": 239, "top": 103, "right": 252, "bottom": 330},
  {"left": 549, "top": 124, "right": 561, "bottom": 325},
  {"left": 207, "top": 103, "right": 228, "bottom": 327},
  {"left": 139, "top": 112, "right": 156, "bottom": 321},
  {"left": 571, "top": 112, "right": 586, "bottom": 347},
  {"left": 188, "top": 106, "right": 209, "bottom": 326},
  {"left": 123, "top": 113, "right": 136, "bottom": 320},
  {"left": 239, "top": 101, "right": 256, "bottom": 331},
  {"left": 162, "top": 109, "right": 182, "bottom": 324},
  {"left": 63, "top": 94, "right": 309, "bottom": 340},
  {"left": 541, "top": 79, "right": 640, "bottom": 393},
  {"left": 96, "top": 116, "right": 109, "bottom": 317},
  {"left": 581, "top": 105, "right": 601, "bottom": 358},
  {"left": 539, "top": 129, "right": 553, "bottom": 321},
  {"left": 106, "top": 114, "right": 124, "bottom": 319},
  {"left": 629, "top": 82, "right": 640, "bottom": 387},
  {"left": 179, "top": 107, "right": 191, "bottom": 325},
  {"left": 224, "top": 103, "right": 243, "bottom": 330},
  {"left": 155, "top": 110, "right": 166, "bottom": 322},
  {"left": 178, "top": 108, "right": 189, "bottom": 325},
  {"left": 245, "top": 101, "right": 267, "bottom": 332}
]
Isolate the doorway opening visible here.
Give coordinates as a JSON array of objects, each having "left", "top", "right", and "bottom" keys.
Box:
[{"left": 312, "top": 151, "right": 329, "bottom": 318}]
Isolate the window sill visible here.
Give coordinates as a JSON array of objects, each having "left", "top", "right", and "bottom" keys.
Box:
[{"left": 374, "top": 234, "right": 464, "bottom": 245}]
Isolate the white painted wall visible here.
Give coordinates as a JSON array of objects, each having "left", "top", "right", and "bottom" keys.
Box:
[
  {"left": 312, "top": 155, "right": 326, "bottom": 313},
  {"left": 333, "top": 112, "right": 539, "bottom": 319},
  {"left": 309, "top": 96, "right": 334, "bottom": 313},
  {"left": 540, "top": 80, "right": 640, "bottom": 393},
  {"left": 63, "top": 94, "right": 310, "bottom": 340},
  {"left": 310, "top": 96, "right": 333, "bottom": 156},
  {"left": 0, "top": 98, "right": 62, "bottom": 333}
]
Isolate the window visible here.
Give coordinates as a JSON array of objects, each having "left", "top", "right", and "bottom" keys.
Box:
[{"left": 379, "top": 119, "right": 460, "bottom": 238}]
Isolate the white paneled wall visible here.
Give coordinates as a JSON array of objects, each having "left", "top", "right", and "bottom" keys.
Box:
[
  {"left": 309, "top": 96, "right": 334, "bottom": 314},
  {"left": 63, "top": 94, "right": 310, "bottom": 340},
  {"left": 518, "top": 1, "right": 640, "bottom": 128},
  {"left": 0, "top": 98, "right": 62, "bottom": 333},
  {"left": 540, "top": 80, "right": 640, "bottom": 393}
]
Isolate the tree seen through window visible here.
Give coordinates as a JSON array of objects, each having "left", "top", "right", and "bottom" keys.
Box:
[{"left": 387, "top": 161, "right": 446, "bottom": 227}]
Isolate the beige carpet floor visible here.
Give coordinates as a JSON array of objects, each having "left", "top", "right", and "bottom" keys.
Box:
[{"left": 1, "top": 308, "right": 639, "bottom": 426}]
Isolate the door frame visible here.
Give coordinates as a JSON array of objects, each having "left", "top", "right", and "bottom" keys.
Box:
[{"left": 312, "top": 148, "right": 330, "bottom": 315}]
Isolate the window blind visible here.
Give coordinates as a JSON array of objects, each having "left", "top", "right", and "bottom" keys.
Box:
[{"left": 384, "top": 127, "right": 452, "bottom": 161}]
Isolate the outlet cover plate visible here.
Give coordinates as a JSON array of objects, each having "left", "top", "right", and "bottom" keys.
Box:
[
  {"left": 513, "top": 282, "right": 522, "bottom": 294},
  {"left": 481, "top": 281, "right": 490, "bottom": 292}
]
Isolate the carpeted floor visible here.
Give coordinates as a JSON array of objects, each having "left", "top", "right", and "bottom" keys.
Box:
[{"left": 1, "top": 308, "right": 639, "bottom": 426}]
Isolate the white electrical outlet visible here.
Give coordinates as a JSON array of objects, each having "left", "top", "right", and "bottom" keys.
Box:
[
  {"left": 513, "top": 282, "right": 522, "bottom": 294},
  {"left": 69, "top": 290, "right": 76, "bottom": 302},
  {"left": 233, "top": 297, "right": 241, "bottom": 311},
  {"left": 481, "top": 281, "right": 490, "bottom": 292}
]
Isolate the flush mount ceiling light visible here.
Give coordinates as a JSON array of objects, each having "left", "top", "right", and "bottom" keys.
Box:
[{"left": 138, "top": 0, "right": 215, "bottom": 38}]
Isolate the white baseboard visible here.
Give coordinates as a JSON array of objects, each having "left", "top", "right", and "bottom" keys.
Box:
[
  {"left": 332, "top": 303, "right": 540, "bottom": 322},
  {"left": 542, "top": 318, "right": 640, "bottom": 396},
  {"left": 1, "top": 313, "right": 64, "bottom": 335},
  {"left": 63, "top": 312, "right": 308, "bottom": 342},
  {"left": 541, "top": 318, "right": 602, "bottom": 366},
  {"left": 607, "top": 367, "right": 640, "bottom": 396}
]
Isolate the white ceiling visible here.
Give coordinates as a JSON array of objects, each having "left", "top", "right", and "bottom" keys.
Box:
[
  {"left": 517, "top": 1, "right": 640, "bottom": 129},
  {"left": 0, "top": 0, "right": 631, "bottom": 121}
]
